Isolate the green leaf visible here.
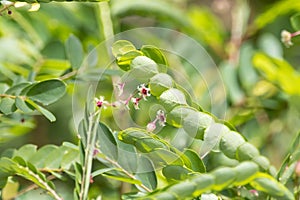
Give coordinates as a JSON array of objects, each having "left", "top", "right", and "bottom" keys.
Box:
[
  {"left": 191, "top": 174, "right": 215, "bottom": 196},
  {"left": 212, "top": 167, "right": 236, "bottom": 191},
  {"left": 141, "top": 45, "right": 168, "bottom": 72},
  {"left": 0, "top": 98, "right": 17, "bottom": 115},
  {"left": 149, "top": 73, "right": 174, "bottom": 97},
  {"left": 234, "top": 161, "right": 259, "bottom": 185},
  {"left": 97, "top": 123, "right": 118, "bottom": 161},
  {"left": 159, "top": 88, "right": 187, "bottom": 111},
  {"left": 279, "top": 161, "right": 297, "bottom": 185},
  {"left": 162, "top": 165, "right": 190, "bottom": 181},
  {"left": 135, "top": 138, "right": 169, "bottom": 153},
  {"left": 43, "top": 147, "right": 63, "bottom": 169},
  {"left": 117, "top": 50, "right": 143, "bottom": 71},
  {"left": 103, "top": 173, "right": 142, "bottom": 185},
  {"left": 147, "top": 148, "right": 183, "bottom": 167},
  {"left": 253, "top": 52, "right": 300, "bottom": 95},
  {"left": 253, "top": 0, "right": 300, "bottom": 31},
  {"left": 166, "top": 106, "right": 198, "bottom": 127},
  {"left": 115, "top": 131, "right": 138, "bottom": 173},
  {"left": 258, "top": 33, "right": 283, "bottom": 58},
  {"left": 168, "top": 181, "right": 196, "bottom": 198},
  {"left": 60, "top": 142, "right": 79, "bottom": 169},
  {"left": 13, "top": 144, "right": 37, "bottom": 161},
  {"left": 200, "top": 123, "right": 230, "bottom": 157},
  {"left": 26, "top": 99, "right": 56, "bottom": 122},
  {"left": 91, "top": 168, "right": 115, "bottom": 179},
  {"left": 181, "top": 149, "right": 205, "bottom": 173},
  {"left": 15, "top": 97, "right": 34, "bottom": 113},
  {"left": 0, "top": 83, "right": 9, "bottom": 94},
  {"left": 251, "top": 174, "right": 294, "bottom": 200},
  {"left": 252, "top": 156, "right": 270, "bottom": 171},
  {"left": 237, "top": 143, "right": 260, "bottom": 161},
  {"left": 0, "top": 157, "right": 61, "bottom": 199},
  {"left": 135, "top": 156, "right": 157, "bottom": 190},
  {"left": 112, "top": 40, "right": 136, "bottom": 58},
  {"left": 220, "top": 62, "right": 244, "bottom": 105},
  {"left": 29, "top": 145, "right": 58, "bottom": 168},
  {"left": 118, "top": 128, "right": 169, "bottom": 152},
  {"left": 291, "top": 12, "right": 300, "bottom": 31},
  {"left": 0, "top": 158, "right": 17, "bottom": 188},
  {"left": 5, "top": 82, "right": 31, "bottom": 95},
  {"left": 25, "top": 79, "right": 66, "bottom": 105},
  {"left": 65, "top": 35, "right": 84, "bottom": 69},
  {"left": 219, "top": 131, "right": 246, "bottom": 159},
  {"left": 129, "top": 56, "right": 159, "bottom": 81},
  {"left": 182, "top": 110, "right": 214, "bottom": 140}
]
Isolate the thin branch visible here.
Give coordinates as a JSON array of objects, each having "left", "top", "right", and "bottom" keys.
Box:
[
  {"left": 227, "top": 0, "right": 249, "bottom": 66},
  {"left": 59, "top": 70, "right": 78, "bottom": 81},
  {"left": 13, "top": 174, "right": 60, "bottom": 200},
  {"left": 80, "top": 110, "right": 101, "bottom": 200}
]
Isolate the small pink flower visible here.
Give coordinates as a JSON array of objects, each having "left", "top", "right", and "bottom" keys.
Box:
[
  {"left": 147, "top": 122, "right": 157, "bottom": 132},
  {"left": 93, "top": 149, "right": 100, "bottom": 157},
  {"left": 249, "top": 189, "right": 259, "bottom": 197},
  {"left": 146, "top": 110, "right": 167, "bottom": 132},
  {"left": 137, "top": 84, "right": 151, "bottom": 100},
  {"left": 94, "top": 96, "right": 108, "bottom": 109},
  {"left": 156, "top": 110, "right": 166, "bottom": 126},
  {"left": 116, "top": 82, "right": 125, "bottom": 96},
  {"left": 131, "top": 97, "right": 141, "bottom": 110},
  {"left": 90, "top": 175, "right": 94, "bottom": 184}
]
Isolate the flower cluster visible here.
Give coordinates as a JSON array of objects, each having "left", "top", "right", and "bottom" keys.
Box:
[
  {"left": 146, "top": 110, "right": 167, "bottom": 132},
  {"left": 130, "top": 84, "right": 151, "bottom": 110},
  {"left": 95, "top": 83, "right": 151, "bottom": 110}
]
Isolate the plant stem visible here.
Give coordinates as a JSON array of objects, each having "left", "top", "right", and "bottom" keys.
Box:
[
  {"left": 228, "top": 0, "right": 249, "bottom": 66},
  {"left": 80, "top": 110, "right": 101, "bottom": 200},
  {"left": 97, "top": 1, "right": 114, "bottom": 53},
  {"left": 59, "top": 70, "right": 78, "bottom": 81}
]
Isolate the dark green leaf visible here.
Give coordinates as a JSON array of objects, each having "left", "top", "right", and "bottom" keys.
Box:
[
  {"left": 162, "top": 165, "right": 190, "bottom": 181},
  {"left": 159, "top": 88, "right": 187, "bottom": 111},
  {"left": 237, "top": 143, "right": 260, "bottom": 161},
  {"left": 212, "top": 167, "right": 236, "bottom": 191},
  {"left": 135, "top": 156, "right": 157, "bottom": 190},
  {"left": 0, "top": 98, "right": 17, "bottom": 115},
  {"left": 65, "top": 35, "right": 84, "bottom": 69},
  {"left": 13, "top": 144, "right": 37, "bottom": 161},
  {"left": 5, "top": 82, "right": 31, "bottom": 95},
  {"left": 141, "top": 45, "right": 168, "bottom": 72},
  {"left": 117, "top": 50, "right": 143, "bottom": 71},
  {"left": 291, "top": 12, "right": 300, "bottom": 31},
  {"left": 25, "top": 79, "right": 66, "bottom": 105},
  {"left": 112, "top": 40, "right": 136, "bottom": 58},
  {"left": 26, "top": 100, "right": 56, "bottom": 122},
  {"left": 181, "top": 149, "right": 205, "bottom": 173},
  {"left": 97, "top": 123, "right": 118, "bottom": 160},
  {"left": 129, "top": 56, "right": 159, "bottom": 81},
  {"left": 149, "top": 73, "right": 173, "bottom": 97},
  {"left": 29, "top": 145, "right": 58, "bottom": 168},
  {"left": 219, "top": 131, "right": 246, "bottom": 159},
  {"left": 15, "top": 97, "right": 34, "bottom": 113}
]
